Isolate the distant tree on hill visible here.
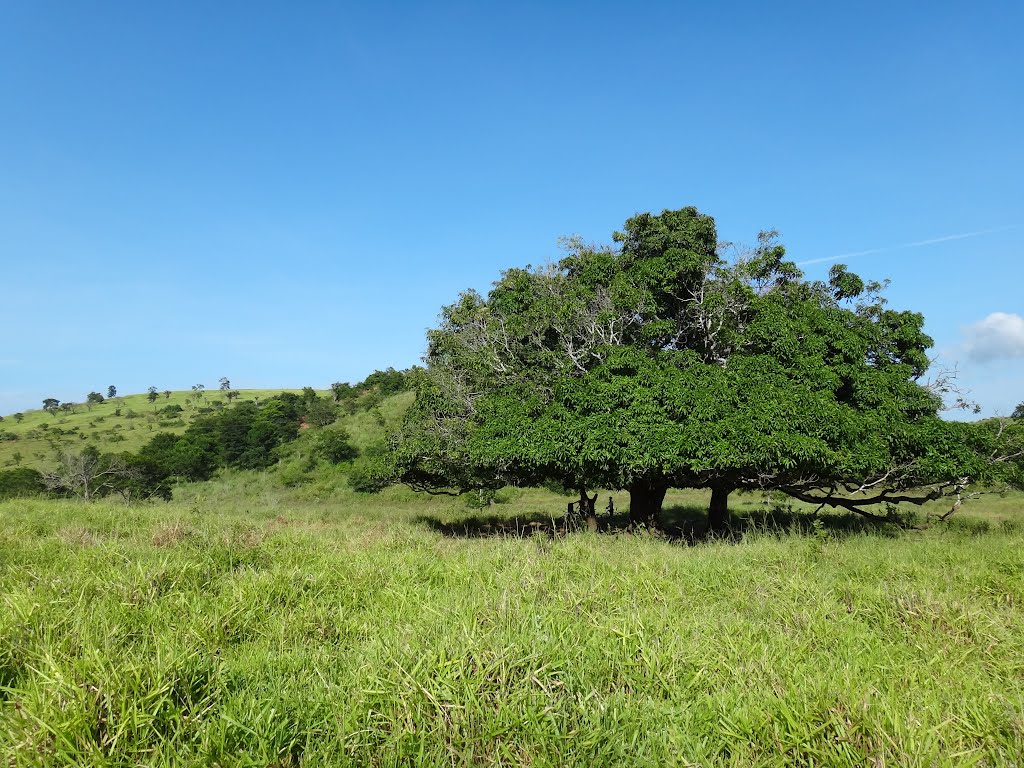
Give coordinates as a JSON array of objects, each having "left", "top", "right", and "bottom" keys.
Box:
[
  {"left": 301, "top": 386, "right": 318, "bottom": 403},
  {"left": 107, "top": 385, "right": 117, "bottom": 399},
  {"left": 43, "top": 446, "right": 169, "bottom": 502},
  {"left": 86, "top": 392, "right": 104, "bottom": 410},
  {"left": 1014, "top": 402, "right": 1024, "bottom": 420},
  {"left": 226, "top": 390, "right": 240, "bottom": 403},
  {"left": 59, "top": 402, "right": 77, "bottom": 414},
  {"left": 163, "top": 390, "right": 171, "bottom": 399},
  {"left": 314, "top": 429, "right": 358, "bottom": 464},
  {"left": 219, "top": 377, "right": 231, "bottom": 391},
  {"left": 104, "top": 452, "right": 172, "bottom": 502},
  {"left": 305, "top": 398, "right": 339, "bottom": 427},
  {"left": 147, "top": 387, "right": 159, "bottom": 404},
  {"left": 42, "top": 399, "right": 60, "bottom": 415},
  {"left": 13, "top": 413, "right": 23, "bottom": 423},
  {"left": 330, "top": 382, "right": 353, "bottom": 403},
  {"left": 140, "top": 394, "right": 303, "bottom": 479},
  {"left": 0, "top": 467, "right": 45, "bottom": 499},
  {"left": 43, "top": 447, "right": 114, "bottom": 501},
  {"left": 363, "top": 368, "right": 413, "bottom": 396},
  {"left": 192, "top": 384, "right": 205, "bottom": 402}
]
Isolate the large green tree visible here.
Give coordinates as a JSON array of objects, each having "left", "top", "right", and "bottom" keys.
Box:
[{"left": 388, "top": 207, "right": 1022, "bottom": 530}]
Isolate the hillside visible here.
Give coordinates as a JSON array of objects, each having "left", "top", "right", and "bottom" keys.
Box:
[{"left": 0, "top": 388, "right": 413, "bottom": 473}]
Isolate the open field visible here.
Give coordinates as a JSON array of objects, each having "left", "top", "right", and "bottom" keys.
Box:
[{"left": 2, "top": 479, "right": 1023, "bottom": 766}]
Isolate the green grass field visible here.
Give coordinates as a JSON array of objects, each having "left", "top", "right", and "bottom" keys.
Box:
[{"left": 2, "top": 474, "right": 1023, "bottom": 766}]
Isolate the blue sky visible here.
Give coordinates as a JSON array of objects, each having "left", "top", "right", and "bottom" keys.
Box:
[{"left": 1, "top": 1, "right": 1021, "bottom": 417}]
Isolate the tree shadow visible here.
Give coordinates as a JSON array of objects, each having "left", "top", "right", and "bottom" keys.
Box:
[
  {"left": 662, "top": 502, "right": 905, "bottom": 541},
  {"left": 654, "top": 504, "right": 709, "bottom": 541},
  {"left": 415, "top": 511, "right": 564, "bottom": 538},
  {"left": 734, "top": 503, "right": 906, "bottom": 538},
  {"left": 415, "top": 502, "right": 900, "bottom": 542}
]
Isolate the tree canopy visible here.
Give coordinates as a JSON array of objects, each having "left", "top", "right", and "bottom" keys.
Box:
[{"left": 387, "top": 206, "right": 1023, "bottom": 530}]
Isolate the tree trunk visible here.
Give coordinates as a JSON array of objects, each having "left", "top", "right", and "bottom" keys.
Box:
[
  {"left": 708, "top": 486, "right": 732, "bottom": 532},
  {"left": 628, "top": 482, "right": 668, "bottom": 528},
  {"left": 578, "top": 488, "right": 599, "bottom": 532}
]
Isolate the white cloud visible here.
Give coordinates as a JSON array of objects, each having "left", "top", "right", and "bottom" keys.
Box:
[{"left": 963, "top": 312, "right": 1024, "bottom": 362}]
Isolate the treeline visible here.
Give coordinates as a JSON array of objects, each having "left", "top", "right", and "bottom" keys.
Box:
[{"left": 0, "top": 368, "right": 417, "bottom": 502}]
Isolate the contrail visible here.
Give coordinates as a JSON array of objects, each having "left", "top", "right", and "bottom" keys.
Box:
[{"left": 796, "top": 225, "right": 1015, "bottom": 267}]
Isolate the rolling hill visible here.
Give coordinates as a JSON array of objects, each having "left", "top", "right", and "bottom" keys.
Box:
[{"left": 0, "top": 388, "right": 413, "bottom": 472}]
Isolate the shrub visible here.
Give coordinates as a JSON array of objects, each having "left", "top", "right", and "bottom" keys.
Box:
[
  {"left": 304, "top": 398, "right": 339, "bottom": 427},
  {"left": 347, "top": 457, "right": 390, "bottom": 493},
  {"left": 278, "top": 460, "right": 312, "bottom": 488},
  {"left": 0, "top": 467, "right": 45, "bottom": 499},
  {"left": 313, "top": 429, "right": 358, "bottom": 464}
]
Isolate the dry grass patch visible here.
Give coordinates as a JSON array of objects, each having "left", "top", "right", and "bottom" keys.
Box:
[
  {"left": 151, "top": 522, "right": 195, "bottom": 547},
  {"left": 55, "top": 525, "right": 99, "bottom": 547}
]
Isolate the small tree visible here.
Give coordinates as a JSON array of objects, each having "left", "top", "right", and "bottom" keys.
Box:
[
  {"left": 1014, "top": 402, "right": 1024, "bottom": 420},
  {"left": 43, "top": 398, "right": 60, "bottom": 416},
  {"left": 192, "top": 384, "right": 205, "bottom": 401},
  {"left": 0, "top": 467, "right": 44, "bottom": 499},
  {"left": 104, "top": 452, "right": 172, "bottom": 503},
  {"left": 43, "top": 447, "right": 168, "bottom": 503},
  {"left": 86, "top": 392, "right": 104, "bottom": 410},
  {"left": 147, "top": 387, "right": 159, "bottom": 404},
  {"left": 314, "top": 429, "right": 358, "bottom": 464},
  {"left": 330, "top": 382, "right": 352, "bottom": 403},
  {"left": 43, "top": 447, "right": 113, "bottom": 501},
  {"left": 219, "top": 377, "right": 231, "bottom": 391},
  {"left": 107, "top": 385, "right": 117, "bottom": 399},
  {"left": 12, "top": 451, "right": 22, "bottom": 466},
  {"left": 163, "top": 390, "right": 171, "bottom": 399},
  {"left": 226, "top": 390, "right": 240, "bottom": 403},
  {"left": 13, "top": 413, "right": 23, "bottom": 423},
  {"left": 305, "top": 398, "right": 339, "bottom": 427}
]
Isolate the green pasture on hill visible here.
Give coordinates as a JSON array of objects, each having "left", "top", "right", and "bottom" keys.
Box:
[
  {"left": 2, "top": 477, "right": 1023, "bottom": 766},
  {"left": 0, "top": 389, "right": 334, "bottom": 472}
]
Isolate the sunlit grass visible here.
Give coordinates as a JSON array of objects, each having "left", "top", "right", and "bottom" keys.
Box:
[{"left": 2, "top": 481, "right": 1023, "bottom": 766}]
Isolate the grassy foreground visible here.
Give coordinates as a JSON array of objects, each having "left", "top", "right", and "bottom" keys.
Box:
[{"left": 2, "top": 482, "right": 1023, "bottom": 766}]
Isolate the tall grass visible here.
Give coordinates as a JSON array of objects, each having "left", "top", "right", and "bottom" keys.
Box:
[{"left": 2, "top": 483, "right": 1023, "bottom": 765}]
